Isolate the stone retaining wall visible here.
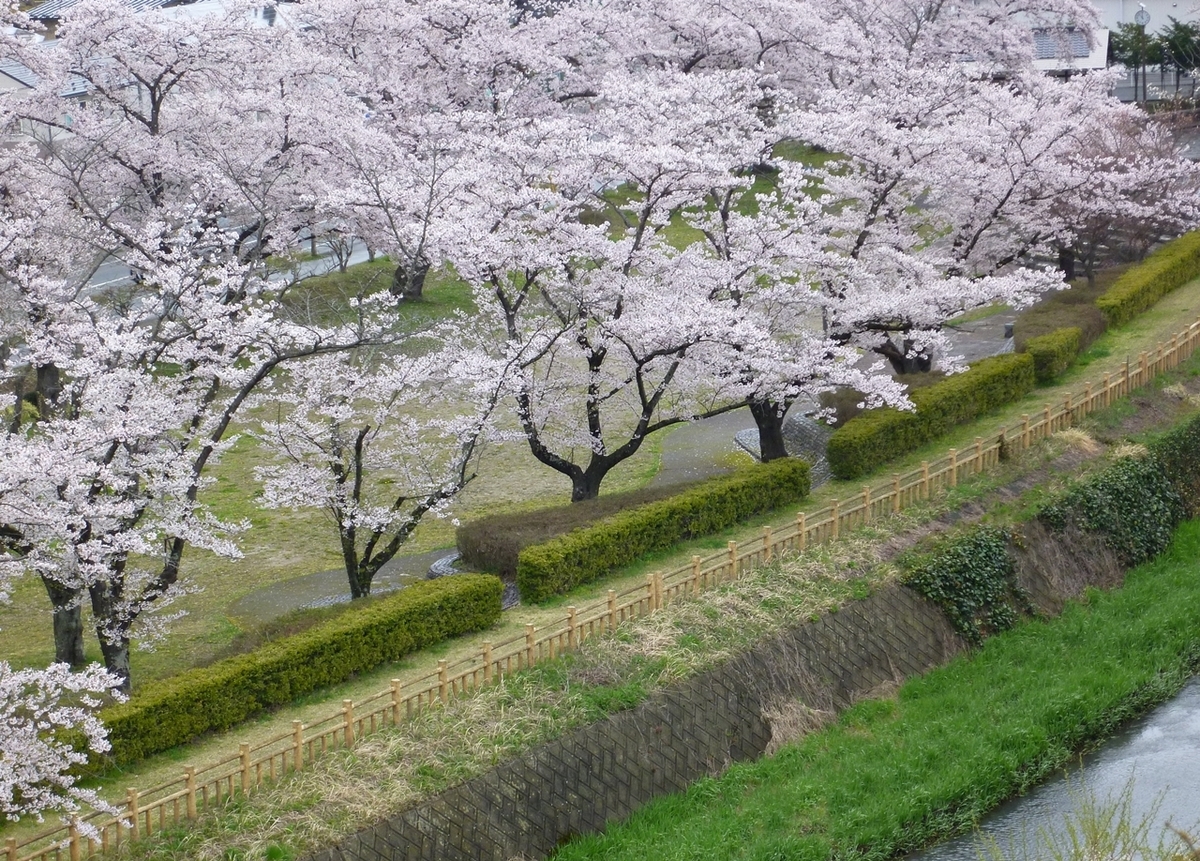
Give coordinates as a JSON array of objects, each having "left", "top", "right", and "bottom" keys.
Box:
[{"left": 310, "top": 583, "right": 965, "bottom": 861}]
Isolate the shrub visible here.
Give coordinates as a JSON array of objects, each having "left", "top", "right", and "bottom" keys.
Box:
[
  {"left": 1013, "top": 282, "right": 1108, "bottom": 353},
  {"left": 1147, "top": 411, "right": 1200, "bottom": 515},
  {"left": 100, "top": 574, "right": 502, "bottom": 764},
  {"left": 1038, "top": 454, "right": 1184, "bottom": 567},
  {"left": 1023, "top": 327, "right": 1082, "bottom": 383},
  {"left": 457, "top": 482, "right": 710, "bottom": 578},
  {"left": 827, "top": 353, "right": 1036, "bottom": 480},
  {"left": 903, "top": 526, "right": 1026, "bottom": 645},
  {"left": 516, "top": 459, "right": 812, "bottom": 603},
  {"left": 1095, "top": 231, "right": 1200, "bottom": 328}
]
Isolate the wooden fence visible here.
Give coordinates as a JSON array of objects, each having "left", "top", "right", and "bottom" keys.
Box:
[{"left": 9, "top": 319, "right": 1200, "bottom": 861}]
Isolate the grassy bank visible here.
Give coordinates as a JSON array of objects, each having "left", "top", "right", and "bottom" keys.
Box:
[{"left": 553, "top": 519, "right": 1200, "bottom": 861}]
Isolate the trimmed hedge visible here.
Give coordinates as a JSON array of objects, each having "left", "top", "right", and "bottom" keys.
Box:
[
  {"left": 1096, "top": 231, "right": 1200, "bottom": 328},
  {"left": 827, "top": 353, "right": 1036, "bottom": 480},
  {"left": 516, "top": 459, "right": 811, "bottom": 603},
  {"left": 100, "top": 574, "right": 502, "bottom": 764},
  {"left": 457, "top": 482, "right": 706, "bottom": 580},
  {"left": 1023, "top": 327, "right": 1082, "bottom": 383}
]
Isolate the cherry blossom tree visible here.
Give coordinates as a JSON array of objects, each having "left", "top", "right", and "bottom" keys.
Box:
[
  {"left": 254, "top": 342, "right": 511, "bottom": 599},
  {"left": 0, "top": 0, "right": 400, "bottom": 690},
  {"left": 446, "top": 67, "right": 772, "bottom": 501},
  {"left": 0, "top": 661, "right": 122, "bottom": 826}
]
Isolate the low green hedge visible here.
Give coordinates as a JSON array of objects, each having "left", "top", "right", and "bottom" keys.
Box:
[
  {"left": 516, "top": 460, "right": 812, "bottom": 603},
  {"left": 457, "top": 482, "right": 706, "bottom": 579},
  {"left": 1096, "top": 231, "right": 1200, "bottom": 328},
  {"left": 827, "top": 353, "right": 1036, "bottom": 480},
  {"left": 1023, "top": 327, "right": 1082, "bottom": 383},
  {"left": 101, "top": 575, "right": 502, "bottom": 764}
]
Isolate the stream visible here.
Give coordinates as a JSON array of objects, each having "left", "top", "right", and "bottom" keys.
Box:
[{"left": 910, "top": 677, "right": 1200, "bottom": 861}]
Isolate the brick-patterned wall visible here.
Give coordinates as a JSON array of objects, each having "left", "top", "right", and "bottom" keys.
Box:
[{"left": 308, "top": 583, "right": 965, "bottom": 861}]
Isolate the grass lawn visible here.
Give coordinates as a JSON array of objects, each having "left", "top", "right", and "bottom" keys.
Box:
[
  {"left": 553, "top": 517, "right": 1200, "bottom": 861},
  {"left": 0, "top": 264, "right": 669, "bottom": 684}
]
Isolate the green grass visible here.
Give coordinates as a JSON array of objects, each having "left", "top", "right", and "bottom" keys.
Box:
[{"left": 554, "top": 518, "right": 1200, "bottom": 861}]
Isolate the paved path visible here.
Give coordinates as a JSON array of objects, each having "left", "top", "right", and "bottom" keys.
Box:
[{"left": 229, "top": 301, "right": 1020, "bottom": 624}]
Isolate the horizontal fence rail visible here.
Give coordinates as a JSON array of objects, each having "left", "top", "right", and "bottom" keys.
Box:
[{"left": 10, "top": 319, "right": 1200, "bottom": 861}]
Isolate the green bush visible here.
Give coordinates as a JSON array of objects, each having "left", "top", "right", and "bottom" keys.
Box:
[
  {"left": 827, "top": 353, "right": 1036, "bottom": 480},
  {"left": 516, "top": 460, "right": 812, "bottom": 603},
  {"left": 1013, "top": 280, "right": 1109, "bottom": 353},
  {"left": 457, "top": 482, "right": 708, "bottom": 579},
  {"left": 1023, "top": 327, "right": 1082, "bottom": 383},
  {"left": 903, "top": 526, "right": 1026, "bottom": 645},
  {"left": 100, "top": 575, "right": 502, "bottom": 764},
  {"left": 1038, "top": 454, "right": 1184, "bottom": 567},
  {"left": 1096, "top": 231, "right": 1200, "bottom": 328},
  {"left": 1148, "top": 411, "right": 1200, "bottom": 514}
]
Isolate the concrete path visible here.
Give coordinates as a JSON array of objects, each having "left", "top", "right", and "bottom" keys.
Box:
[{"left": 229, "top": 308, "right": 1020, "bottom": 624}]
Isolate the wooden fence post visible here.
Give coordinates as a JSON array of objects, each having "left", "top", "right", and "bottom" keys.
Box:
[
  {"left": 482, "top": 644, "right": 493, "bottom": 685},
  {"left": 645, "top": 573, "right": 656, "bottom": 610},
  {"left": 892, "top": 474, "right": 901, "bottom": 513},
  {"left": 1103, "top": 374, "right": 1111, "bottom": 407},
  {"left": 948, "top": 449, "right": 958, "bottom": 488},
  {"left": 567, "top": 606, "right": 577, "bottom": 649},
  {"left": 654, "top": 572, "right": 664, "bottom": 608},
  {"left": 862, "top": 486, "right": 871, "bottom": 523},
  {"left": 1064, "top": 393, "right": 1073, "bottom": 425},
  {"left": 292, "top": 721, "right": 304, "bottom": 772},
  {"left": 6, "top": 837, "right": 16, "bottom": 861},
  {"left": 1043, "top": 404, "right": 1051, "bottom": 435},
  {"left": 691, "top": 555, "right": 701, "bottom": 596},
  {"left": 831, "top": 500, "right": 840, "bottom": 539},
  {"left": 69, "top": 820, "right": 80, "bottom": 861},
  {"left": 240, "top": 743, "right": 251, "bottom": 794},
  {"left": 1021, "top": 414, "right": 1030, "bottom": 449},
  {"left": 797, "top": 512, "right": 807, "bottom": 551},
  {"left": 921, "top": 462, "right": 930, "bottom": 499},
  {"left": 763, "top": 526, "right": 773, "bottom": 562},
  {"left": 727, "top": 541, "right": 738, "bottom": 579},
  {"left": 974, "top": 437, "right": 983, "bottom": 473},
  {"left": 1140, "top": 351, "right": 1148, "bottom": 384},
  {"left": 607, "top": 591, "right": 617, "bottom": 630},
  {"left": 342, "top": 701, "right": 355, "bottom": 747},
  {"left": 185, "top": 765, "right": 198, "bottom": 819},
  {"left": 437, "top": 662, "right": 449, "bottom": 706},
  {"left": 390, "top": 679, "right": 403, "bottom": 724},
  {"left": 525, "top": 623, "right": 536, "bottom": 666},
  {"left": 127, "top": 788, "right": 140, "bottom": 839}
]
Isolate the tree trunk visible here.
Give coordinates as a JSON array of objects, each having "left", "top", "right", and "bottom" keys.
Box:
[
  {"left": 341, "top": 531, "right": 372, "bottom": 599},
  {"left": 36, "top": 363, "right": 62, "bottom": 417},
  {"left": 96, "top": 634, "right": 131, "bottom": 694},
  {"left": 749, "top": 398, "right": 789, "bottom": 462},
  {"left": 391, "top": 256, "right": 430, "bottom": 301},
  {"left": 88, "top": 582, "right": 131, "bottom": 692},
  {"left": 876, "top": 338, "right": 932, "bottom": 375},
  {"left": 570, "top": 468, "right": 607, "bottom": 502},
  {"left": 1057, "top": 246, "right": 1076, "bottom": 281},
  {"left": 42, "top": 576, "right": 86, "bottom": 668}
]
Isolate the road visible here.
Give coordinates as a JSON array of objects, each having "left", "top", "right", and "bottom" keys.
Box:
[{"left": 86, "top": 237, "right": 375, "bottom": 292}]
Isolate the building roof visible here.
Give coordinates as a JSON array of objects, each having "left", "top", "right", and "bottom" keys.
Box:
[
  {"left": 0, "top": 49, "right": 89, "bottom": 97},
  {"left": 1031, "top": 28, "right": 1110, "bottom": 71},
  {"left": 1032, "top": 28, "right": 1092, "bottom": 60},
  {"left": 28, "top": 0, "right": 175, "bottom": 21}
]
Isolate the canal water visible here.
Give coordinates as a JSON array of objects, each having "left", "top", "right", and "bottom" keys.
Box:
[{"left": 910, "top": 677, "right": 1200, "bottom": 861}]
